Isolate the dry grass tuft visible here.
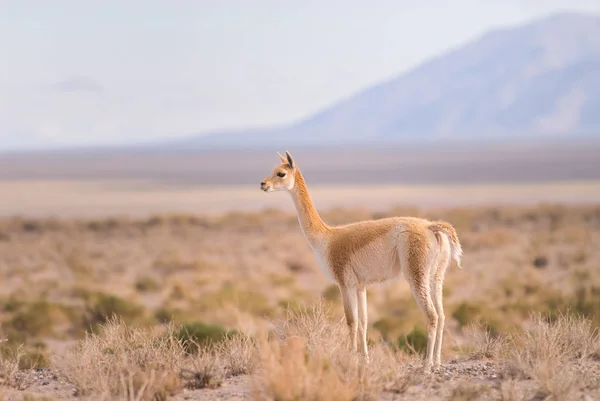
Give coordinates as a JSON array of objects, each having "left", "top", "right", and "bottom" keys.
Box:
[
  {"left": 269, "top": 297, "right": 347, "bottom": 355},
  {"left": 0, "top": 340, "right": 24, "bottom": 389},
  {"left": 216, "top": 332, "right": 257, "bottom": 377},
  {"left": 54, "top": 316, "right": 261, "bottom": 398},
  {"left": 180, "top": 348, "right": 224, "bottom": 390},
  {"left": 117, "top": 368, "right": 182, "bottom": 401},
  {"left": 252, "top": 336, "right": 358, "bottom": 401},
  {"left": 509, "top": 312, "right": 599, "bottom": 400},
  {"left": 464, "top": 322, "right": 510, "bottom": 360},
  {"left": 253, "top": 299, "right": 418, "bottom": 401},
  {"left": 55, "top": 316, "right": 186, "bottom": 400}
]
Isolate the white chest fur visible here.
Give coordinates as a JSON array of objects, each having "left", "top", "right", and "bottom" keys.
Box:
[
  {"left": 309, "top": 239, "right": 334, "bottom": 283},
  {"left": 294, "top": 214, "right": 335, "bottom": 283}
]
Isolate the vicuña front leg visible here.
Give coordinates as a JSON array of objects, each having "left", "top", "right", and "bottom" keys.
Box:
[
  {"left": 340, "top": 285, "right": 358, "bottom": 353},
  {"left": 357, "top": 287, "right": 369, "bottom": 362}
]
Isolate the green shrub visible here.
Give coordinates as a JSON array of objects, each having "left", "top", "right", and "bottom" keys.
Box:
[
  {"left": 135, "top": 276, "right": 160, "bottom": 293},
  {"left": 397, "top": 325, "right": 428, "bottom": 355},
  {"left": 0, "top": 340, "right": 51, "bottom": 370},
  {"left": 321, "top": 284, "right": 340, "bottom": 303},
  {"left": 372, "top": 317, "right": 400, "bottom": 341},
  {"left": 277, "top": 299, "right": 305, "bottom": 314},
  {"left": 175, "top": 322, "right": 238, "bottom": 354},
  {"left": 19, "top": 346, "right": 51, "bottom": 369},
  {"left": 2, "top": 300, "right": 70, "bottom": 341},
  {"left": 195, "top": 284, "right": 275, "bottom": 318},
  {"left": 155, "top": 307, "right": 175, "bottom": 324},
  {"left": 452, "top": 302, "right": 482, "bottom": 328},
  {"left": 82, "top": 292, "right": 147, "bottom": 332},
  {"left": 573, "top": 286, "right": 600, "bottom": 324}
]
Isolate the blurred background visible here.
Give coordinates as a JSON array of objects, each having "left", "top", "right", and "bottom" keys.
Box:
[
  {"left": 2, "top": 1, "right": 600, "bottom": 216},
  {"left": 0, "top": 0, "right": 599, "bottom": 374}
]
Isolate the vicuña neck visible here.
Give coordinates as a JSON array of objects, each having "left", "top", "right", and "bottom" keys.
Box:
[{"left": 289, "top": 168, "right": 330, "bottom": 242}]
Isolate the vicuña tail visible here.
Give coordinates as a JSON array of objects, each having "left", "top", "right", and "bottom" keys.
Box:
[{"left": 428, "top": 221, "right": 463, "bottom": 269}]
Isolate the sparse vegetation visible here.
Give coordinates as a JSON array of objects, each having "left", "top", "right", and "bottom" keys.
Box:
[
  {"left": 82, "top": 292, "right": 148, "bottom": 332},
  {"left": 174, "top": 321, "right": 238, "bottom": 354},
  {"left": 216, "top": 332, "right": 257, "bottom": 377},
  {"left": 180, "top": 348, "right": 224, "bottom": 390},
  {"left": 509, "top": 312, "right": 600, "bottom": 398},
  {"left": 0, "top": 341, "right": 24, "bottom": 388},
  {"left": 0, "top": 204, "right": 598, "bottom": 399},
  {"left": 57, "top": 317, "right": 185, "bottom": 399}
]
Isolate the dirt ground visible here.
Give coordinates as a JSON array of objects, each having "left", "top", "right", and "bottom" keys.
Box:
[{"left": 4, "top": 358, "right": 600, "bottom": 401}]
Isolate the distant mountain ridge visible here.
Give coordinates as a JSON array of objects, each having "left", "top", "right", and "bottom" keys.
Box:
[
  {"left": 176, "top": 11, "right": 600, "bottom": 149},
  {"left": 3, "top": 11, "right": 599, "bottom": 154}
]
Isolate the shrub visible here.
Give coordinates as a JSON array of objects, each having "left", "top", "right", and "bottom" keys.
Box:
[
  {"left": 196, "top": 284, "right": 275, "bottom": 318},
  {"left": 0, "top": 339, "right": 50, "bottom": 372},
  {"left": 181, "top": 348, "right": 224, "bottom": 390},
  {"left": 453, "top": 302, "right": 481, "bottom": 328},
  {"left": 464, "top": 322, "right": 509, "bottom": 360},
  {"left": 175, "top": 322, "right": 238, "bottom": 354},
  {"left": 397, "top": 325, "right": 428, "bottom": 355},
  {"left": 251, "top": 336, "right": 357, "bottom": 401},
  {"left": 509, "top": 312, "right": 599, "bottom": 400},
  {"left": 216, "top": 332, "right": 257, "bottom": 377},
  {"left": 135, "top": 276, "right": 160, "bottom": 293},
  {"left": 372, "top": 317, "right": 397, "bottom": 341},
  {"left": 18, "top": 342, "right": 51, "bottom": 370},
  {"left": 56, "top": 317, "right": 186, "bottom": 400},
  {"left": 532, "top": 255, "right": 548, "bottom": 269},
  {"left": 573, "top": 286, "right": 600, "bottom": 324},
  {"left": 0, "top": 341, "right": 24, "bottom": 388},
  {"left": 321, "top": 284, "right": 340, "bottom": 302},
  {"left": 286, "top": 260, "right": 309, "bottom": 273},
  {"left": 82, "top": 292, "right": 147, "bottom": 332},
  {"left": 253, "top": 299, "right": 416, "bottom": 401},
  {"left": 2, "top": 301, "right": 72, "bottom": 343}
]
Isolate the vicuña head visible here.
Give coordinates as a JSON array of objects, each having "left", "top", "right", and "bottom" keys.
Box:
[
  {"left": 260, "top": 151, "right": 296, "bottom": 193},
  {"left": 259, "top": 150, "right": 464, "bottom": 374}
]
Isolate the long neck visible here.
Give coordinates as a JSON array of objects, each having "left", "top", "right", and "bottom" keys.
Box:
[{"left": 289, "top": 168, "right": 330, "bottom": 242}]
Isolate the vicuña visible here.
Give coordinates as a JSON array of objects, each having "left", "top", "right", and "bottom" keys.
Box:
[{"left": 260, "top": 151, "right": 463, "bottom": 372}]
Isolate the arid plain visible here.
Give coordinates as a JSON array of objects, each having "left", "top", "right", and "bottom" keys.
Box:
[{"left": 0, "top": 142, "right": 599, "bottom": 400}]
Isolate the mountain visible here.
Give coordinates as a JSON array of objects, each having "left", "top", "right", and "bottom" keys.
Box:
[{"left": 183, "top": 11, "right": 600, "bottom": 149}]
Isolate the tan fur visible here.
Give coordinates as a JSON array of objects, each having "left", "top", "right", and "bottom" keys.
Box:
[
  {"left": 428, "top": 221, "right": 463, "bottom": 268},
  {"left": 290, "top": 168, "right": 331, "bottom": 238},
  {"left": 327, "top": 219, "right": 395, "bottom": 283},
  {"left": 260, "top": 151, "right": 464, "bottom": 372}
]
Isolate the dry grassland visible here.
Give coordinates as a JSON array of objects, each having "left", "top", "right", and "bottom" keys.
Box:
[{"left": 0, "top": 203, "right": 599, "bottom": 400}]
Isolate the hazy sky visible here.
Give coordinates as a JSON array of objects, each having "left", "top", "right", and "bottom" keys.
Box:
[{"left": 1, "top": 0, "right": 599, "bottom": 149}]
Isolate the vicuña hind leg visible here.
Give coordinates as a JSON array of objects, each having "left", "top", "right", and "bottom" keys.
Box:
[
  {"left": 357, "top": 286, "right": 369, "bottom": 362},
  {"left": 408, "top": 272, "right": 438, "bottom": 373},
  {"left": 340, "top": 285, "right": 358, "bottom": 353},
  {"left": 431, "top": 260, "right": 449, "bottom": 368}
]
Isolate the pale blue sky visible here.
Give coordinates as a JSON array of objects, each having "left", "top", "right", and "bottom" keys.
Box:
[{"left": 1, "top": 0, "right": 599, "bottom": 149}]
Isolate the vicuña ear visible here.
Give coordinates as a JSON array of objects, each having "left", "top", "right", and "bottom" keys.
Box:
[
  {"left": 277, "top": 152, "right": 287, "bottom": 164},
  {"left": 285, "top": 151, "right": 295, "bottom": 170}
]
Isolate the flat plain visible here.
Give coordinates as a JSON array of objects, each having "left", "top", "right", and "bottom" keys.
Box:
[{"left": 0, "top": 142, "right": 599, "bottom": 400}]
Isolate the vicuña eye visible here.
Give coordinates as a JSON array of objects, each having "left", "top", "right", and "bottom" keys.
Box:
[{"left": 277, "top": 172, "right": 286, "bottom": 178}]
